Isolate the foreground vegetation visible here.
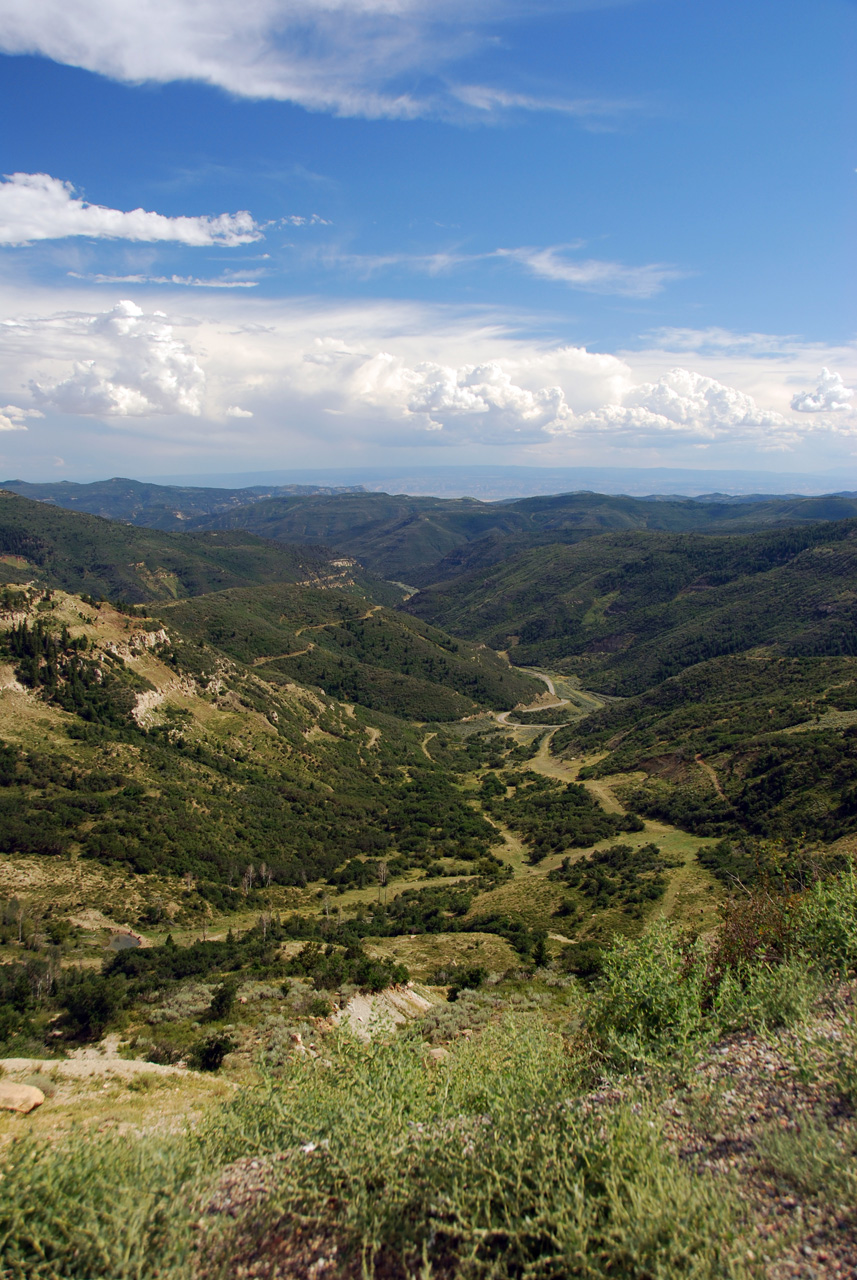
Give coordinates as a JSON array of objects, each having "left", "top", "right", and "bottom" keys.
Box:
[{"left": 2, "top": 868, "right": 855, "bottom": 1279}]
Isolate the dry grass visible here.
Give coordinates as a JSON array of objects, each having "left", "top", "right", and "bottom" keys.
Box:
[{"left": 364, "top": 931, "right": 519, "bottom": 980}]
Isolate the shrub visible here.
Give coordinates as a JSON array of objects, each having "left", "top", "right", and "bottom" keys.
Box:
[
  {"left": 188, "top": 1031, "right": 235, "bottom": 1072},
  {"left": 754, "top": 1114, "right": 856, "bottom": 1200},
  {"left": 60, "top": 972, "right": 126, "bottom": 1041},
  {"left": 0, "top": 1129, "right": 198, "bottom": 1279},
  {"left": 446, "top": 964, "right": 488, "bottom": 1002},
  {"left": 794, "top": 864, "right": 857, "bottom": 975},
  {"left": 207, "top": 980, "right": 237, "bottom": 1021},
  {"left": 593, "top": 921, "right": 709, "bottom": 1071},
  {"left": 712, "top": 957, "right": 822, "bottom": 1033},
  {"left": 559, "top": 940, "right": 605, "bottom": 980}
]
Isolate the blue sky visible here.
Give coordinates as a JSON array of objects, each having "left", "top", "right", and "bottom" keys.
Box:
[{"left": 0, "top": 0, "right": 854, "bottom": 482}]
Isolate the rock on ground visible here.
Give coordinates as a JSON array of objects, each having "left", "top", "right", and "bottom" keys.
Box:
[{"left": 0, "top": 1082, "right": 44, "bottom": 1113}]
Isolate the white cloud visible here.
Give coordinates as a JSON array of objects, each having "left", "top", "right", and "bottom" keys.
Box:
[
  {"left": 70, "top": 273, "right": 260, "bottom": 288},
  {"left": 642, "top": 326, "right": 799, "bottom": 357},
  {"left": 346, "top": 354, "right": 572, "bottom": 440},
  {"left": 282, "top": 214, "right": 332, "bottom": 227},
  {"left": 0, "top": 0, "right": 633, "bottom": 121},
  {"left": 791, "top": 368, "right": 855, "bottom": 413},
  {"left": 304, "top": 244, "right": 679, "bottom": 298},
  {"left": 25, "top": 300, "right": 206, "bottom": 417},
  {"left": 0, "top": 173, "right": 261, "bottom": 246},
  {"left": 4, "top": 291, "right": 857, "bottom": 472},
  {"left": 552, "top": 368, "right": 795, "bottom": 447},
  {"left": 450, "top": 85, "right": 634, "bottom": 119},
  {"left": 309, "top": 248, "right": 476, "bottom": 277},
  {"left": 498, "top": 246, "right": 681, "bottom": 298},
  {"left": 0, "top": 403, "right": 42, "bottom": 432}
]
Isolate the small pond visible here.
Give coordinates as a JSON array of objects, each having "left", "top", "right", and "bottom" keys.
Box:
[{"left": 107, "top": 933, "right": 142, "bottom": 951}]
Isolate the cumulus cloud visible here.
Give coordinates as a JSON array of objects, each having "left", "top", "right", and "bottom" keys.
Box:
[
  {"left": 27, "top": 300, "right": 206, "bottom": 417},
  {"left": 791, "top": 368, "right": 855, "bottom": 413},
  {"left": 0, "top": 173, "right": 261, "bottom": 246},
  {"left": 358, "top": 356, "right": 571, "bottom": 439},
  {"left": 0, "top": 0, "right": 632, "bottom": 121},
  {"left": 498, "top": 246, "right": 681, "bottom": 298},
  {"left": 0, "top": 403, "right": 42, "bottom": 432},
  {"left": 297, "top": 335, "right": 597, "bottom": 441},
  {"left": 554, "top": 368, "right": 794, "bottom": 446},
  {"left": 6, "top": 292, "right": 856, "bottom": 469}
]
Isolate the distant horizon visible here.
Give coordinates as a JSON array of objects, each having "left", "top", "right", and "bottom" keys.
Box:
[{"left": 6, "top": 462, "right": 857, "bottom": 503}]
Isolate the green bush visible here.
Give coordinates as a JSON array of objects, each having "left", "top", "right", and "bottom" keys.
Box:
[
  {"left": 712, "top": 957, "right": 822, "bottom": 1033},
  {"left": 754, "top": 1115, "right": 856, "bottom": 1201},
  {"left": 592, "top": 922, "right": 709, "bottom": 1071},
  {"left": 60, "top": 972, "right": 127, "bottom": 1041},
  {"left": 794, "top": 864, "right": 857, "bottom": 975},
  {"left": 207, "top": 980, "right": 237, "bottom": 1021},
  {"left": 446, "top": 964, "right": 488, "bottom": 1002},
  {"left": 188, "top": 1031, "right": 235, "bottom": 1072}
]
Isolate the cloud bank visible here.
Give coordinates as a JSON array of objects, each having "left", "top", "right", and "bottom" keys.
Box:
[
  {"left": 2, "top": 296, "right": 856, "bottom": 468},
  {"left": 562, "top": 368, "right": 794, "bottom": 447},
  {"left": 0, "top": 173, "right": 261, "bottom": 246}
]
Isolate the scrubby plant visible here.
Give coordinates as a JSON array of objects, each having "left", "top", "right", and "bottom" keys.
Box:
[
  {"left": 754, "top": 1114, "right": 856, "bottom": 1201},
  {"left": 188, "top": 1031, "right": 235, "bottom": 1072},
  {"left": 591, "top": 921, "right": 709, "bottom": 1071},
  {"left": 191, "top": 1017, "right": 754, "bottom": 1279},
  {"left": 207, "top": 979, "right": 238, "bottom": 1021}
]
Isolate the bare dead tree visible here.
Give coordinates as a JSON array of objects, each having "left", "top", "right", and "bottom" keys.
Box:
[{"left": 377, "top": 859, "right": 389, "bottom": 905}]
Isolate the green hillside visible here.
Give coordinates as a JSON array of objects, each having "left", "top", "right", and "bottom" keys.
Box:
[
  {"left": 0, "top": 587, "right": 518, "bottom": 893},
  {"left": 11, "top": 479, "right": 857, "bottom": 585},
  {"left": 2, "top": 508, "right": 857, "bottom": 1280},
  {"left": 407, "top": 520, "right": 857, "bottom": 692},
  {"left": 0, "top": 490, "right": 381, "bottom": 604},
  {"left": 190, "top": 490, "right": 515, "bottom": 580},
  {"left": 406, "top": 517, "right": 857, "bottom": 846},
  {"left": 160, "top": 584, "right": 540, "bottom": 721},
  {"left": 554, "top": 651, "right": 857, "bottom": 845},
  {"left": 191, "top": 487, "right": 857, "bottom": 582}
]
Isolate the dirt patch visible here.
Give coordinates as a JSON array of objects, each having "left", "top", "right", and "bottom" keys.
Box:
[{"left": 332, "top": 984, "right": 436, "bottom": 1041}]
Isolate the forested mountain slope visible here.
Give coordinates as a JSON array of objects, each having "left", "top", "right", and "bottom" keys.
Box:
[
  {"left": 10, "top": 478, "right": 857, "bottom": 585},
  {"left": 407, "top": 520, "right": 857, "bottom": 693},
  {"left": 0, "top": 584, "right": 530, "bottom": 892},
  {"left": 160, "top": 583, "right": 539, "bottom": 720},
  {"left": 190, "top": 488, "right": 857, "bottom": 582},
  {"left": 0, "top": 490, "right": 383, "bottom": 604},
  {"left": 0, "top": 477, "right": 362, "bottom": 530}
]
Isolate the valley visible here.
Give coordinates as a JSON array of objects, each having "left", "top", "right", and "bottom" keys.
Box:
[{"left": 0, "top": 482, "right": 856, "bottom": 1278}]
